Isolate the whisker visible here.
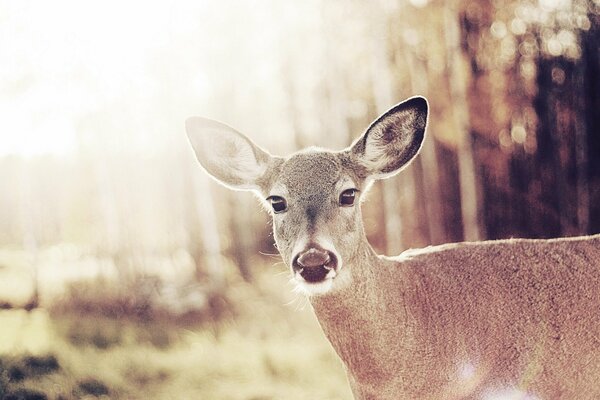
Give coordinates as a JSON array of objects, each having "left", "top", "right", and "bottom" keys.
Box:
[
  {"left": 259, "top": 251, "right": 282, "bottom": 258},
  {"left": 283, "top": 296, "right": 299, "bottom": 307},
  {"left": 271, "top": 263, "right": 286, "bottom": 272},
  {"left": 293, "top": 293, "right": 309, "bottom": 311},
  {"left": 274, "top": 269, "right": 289, "bottom": 277}
]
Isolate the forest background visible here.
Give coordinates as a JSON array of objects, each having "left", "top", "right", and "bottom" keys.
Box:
[{"left": 0, "top": 0, "right": 599, "bottom": 399}]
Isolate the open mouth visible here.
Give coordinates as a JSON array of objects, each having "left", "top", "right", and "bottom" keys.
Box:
[
  {"left": 292, "top": 248, "right": 338, "bottom": 284},
  {"left": 296, "top": 264, "right": 336, "bottom": 283}
]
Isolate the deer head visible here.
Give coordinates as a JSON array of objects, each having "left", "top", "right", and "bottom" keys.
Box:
[{"left": 186, "top": 96, "right": 428, "bottom": 296}]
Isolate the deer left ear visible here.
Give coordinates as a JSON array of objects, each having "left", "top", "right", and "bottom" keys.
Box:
[
  {"left": 350, "top": 96, "right": 428, "bottom": 180},
  {"left": 186, "top": 117, "right": 276, "bottom": 192}
]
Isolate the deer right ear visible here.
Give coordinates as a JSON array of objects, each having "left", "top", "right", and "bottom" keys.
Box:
[
  {"left": 186, "top": 117, "right": 276, "bottom": 192},
  {"left": 350, "top": 96, "right": 428, "bottom": 180}
]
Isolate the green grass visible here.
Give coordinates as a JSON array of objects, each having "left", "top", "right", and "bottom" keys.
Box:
[{"left": 0, "top": 273, "right": 353, "bottom": 400}]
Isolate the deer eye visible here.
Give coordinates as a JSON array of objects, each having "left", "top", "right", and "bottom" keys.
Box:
[
  {"left": 267, "top": 196, "right": 288, "bottom": 213},
  {"left": 339, "top": 189, "right": 358, "bottom": 207}
]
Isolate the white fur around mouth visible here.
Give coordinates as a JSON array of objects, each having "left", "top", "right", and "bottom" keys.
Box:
[
  {"left": 292, "top": 266, "right": 338, "bottom": 295},
  {"left": 291, "top": 264, "right": 354, "bottom": 296},
  {"left": 292, "top": 275, "right": 335, "bottom": 296}
]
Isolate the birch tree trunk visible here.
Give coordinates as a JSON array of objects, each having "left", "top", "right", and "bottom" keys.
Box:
[
  {"left": 445, "top": 3, "right": 484, "bottom": 241},
  {"left": 190, "top": 171, "right": 225, "bottom": 289},
  {"left": 228, "top": 195, "right": 253, "bottom": 282},
  {"left": 21, "top": 160, "right": 40, "bottom": 309},
  {"left": 369, "top": 13, "right": 406, "bottom": 254},
  {"left": 405, "top": 44, "right": 445, "bottom": 245}
]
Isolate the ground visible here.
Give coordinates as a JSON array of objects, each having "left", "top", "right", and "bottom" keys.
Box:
[{"left": 0, "top": 267, "right": 352, "bottom": 400}]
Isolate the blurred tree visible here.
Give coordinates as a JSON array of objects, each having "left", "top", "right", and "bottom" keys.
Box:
[
  {"left": 2, "top": 0, "right": 600, "bottom": 297},
  {"left": 461, "top": 0, "right": 600, "bottom": 239}
]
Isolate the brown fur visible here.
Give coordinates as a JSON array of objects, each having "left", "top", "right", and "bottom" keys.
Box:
[{"left": 312, "top": 235, "right": 600, "bottom": 399}]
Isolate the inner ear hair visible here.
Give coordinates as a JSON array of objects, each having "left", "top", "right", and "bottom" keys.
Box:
[{"left": 351, "top": 96, "right": 428, "bottom": 178}]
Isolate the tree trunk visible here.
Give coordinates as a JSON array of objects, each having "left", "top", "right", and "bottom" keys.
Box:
[
  {"left": 228, "top": 195, "right": 253, "bottom": 282},
  {"left": 405, "top": 45, "right": 445, "bottom": 245},
  {"left": 191, "top": 171, "right": 225, "bottom": 289},
  {"left": 369, "top": 13, "right": 406, "bottom": 254},
  {"left": 445, "top": 4, "right": 483, "bottom": 241}
]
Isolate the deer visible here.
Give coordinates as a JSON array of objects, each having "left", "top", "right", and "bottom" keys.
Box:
[{"left": 186, "top": 96, "right": 600, "bottom": 400}]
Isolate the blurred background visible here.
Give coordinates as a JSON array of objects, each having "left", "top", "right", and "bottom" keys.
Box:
[{"left": 1, "top": 0, "right": 599, "bottom": 399}]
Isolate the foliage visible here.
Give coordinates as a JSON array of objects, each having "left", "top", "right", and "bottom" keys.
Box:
[
  {"left": 49, "top": 274, "right": 233, "bottom": 325},
  {"left": 0, "top": 273, "right": 352, "bottom": 400}
]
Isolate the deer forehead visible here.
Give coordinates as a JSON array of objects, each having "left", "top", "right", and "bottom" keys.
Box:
[{"left": 273, "top": 150, "right": 354, "bottom": 199}]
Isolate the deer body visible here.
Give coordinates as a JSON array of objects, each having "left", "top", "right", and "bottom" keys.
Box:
[
  {"left": 312, "top": 236, "right": 600, "bottom": 399},
  {"left": 186, "top": 96, "right": 600, "bottom": 399}
]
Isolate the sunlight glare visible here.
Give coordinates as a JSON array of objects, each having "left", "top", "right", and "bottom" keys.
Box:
[{"left": 0, "top": 0, "right": 210, "bottom": 156}]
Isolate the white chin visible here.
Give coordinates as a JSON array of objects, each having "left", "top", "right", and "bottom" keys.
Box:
[{"left": 293, "top": 277, "right": 334, "bottom": 296}]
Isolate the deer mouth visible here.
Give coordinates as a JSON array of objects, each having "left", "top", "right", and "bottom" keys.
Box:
[
  {"left": 297, "top": 264, "right": 336, "bottom": 283},
  {"left": 292, "top": 248, "right": 338, "bottom": 283}
]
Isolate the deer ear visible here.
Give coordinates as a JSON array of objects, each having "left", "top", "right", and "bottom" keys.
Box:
[
  {"left": 350, "top": 96, "right": 428, "bottom": 180},
  {"left": 186, "top": 117, "right": 276, "bottom": 192}
]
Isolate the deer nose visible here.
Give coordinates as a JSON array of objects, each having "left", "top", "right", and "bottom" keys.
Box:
[
  {"left": 292, "top": 247, "right": 338, "bottom": 283},
  {"left": 298, "top": 248, "right": 330, "bottom": 267}
]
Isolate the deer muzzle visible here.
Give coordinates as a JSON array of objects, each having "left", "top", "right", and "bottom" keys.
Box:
[{"left": 293, "top": 246, "right": 338, "bottom": 283}]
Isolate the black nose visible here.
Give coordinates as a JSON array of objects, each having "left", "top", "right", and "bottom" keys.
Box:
[{"left": 293, "top": 247, "right": 337, "bottom": 283}]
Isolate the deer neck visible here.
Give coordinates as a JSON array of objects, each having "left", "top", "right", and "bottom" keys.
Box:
[{"left": 308, "top": 239, "right": 415, "bottom": 388}]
